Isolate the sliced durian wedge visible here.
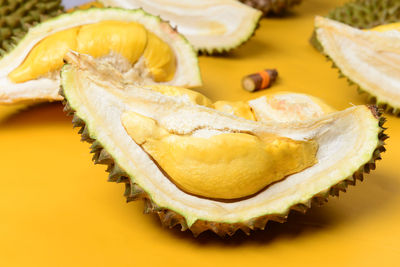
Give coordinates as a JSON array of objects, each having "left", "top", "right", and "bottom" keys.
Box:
[
  {"left": 99, "top": 0, "right": 262, "bottom": 53},
  {"left": 0, "top": 8, "right": 201, "bottom": 104},
  {"left": 315, "top": 16, "right": 400, "bottom": 114},
  {"left": 61, "top": 52, "right": 386, "bottom": 237}
]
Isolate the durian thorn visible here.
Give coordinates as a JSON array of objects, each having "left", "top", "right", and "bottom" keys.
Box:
[{"left": 94, "top": 149, "right": 113, "bottom": 165}]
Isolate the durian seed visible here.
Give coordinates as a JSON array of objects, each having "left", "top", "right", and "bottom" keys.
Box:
[{"left": 242, "top": 69, "right": 278, "bottom": 92}]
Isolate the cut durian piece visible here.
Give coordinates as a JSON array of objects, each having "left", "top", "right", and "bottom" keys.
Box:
[
  {"left": 0, "top": 8, "right": 201, "bottom": 104},
  {"left": 239, "top": 0, "right": 302, "bottom": 15},
  {"left": 60, "top": 51, "right": 386, "bottom": 237},
  {"left": 315, "top": 16, "right": 400, "bottom": 114},
  {"left": 99, "top": 0, "right": 262, "bottom": 53},
  {"left": 310, "top": 0, "right": 400, "bottom": 51},
  {"left": 0, "top": 0, "right": 64, "bottom": 56}
]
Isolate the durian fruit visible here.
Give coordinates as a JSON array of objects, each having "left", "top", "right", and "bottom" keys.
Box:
[
  {"left": 60, "top": 51, "right": 387, "bottom": 237},
  {"left": 99, "top": 0, "right": 262, "bottom": 53},
  {"left": 0, "top": 8, "right": 201, "bottom": 104},
  {"left": 0, "top": 0, "right": 63, "bottom": 56},
  {"left": 239, "top": 0, "right": 302, "bottom": 15},
  {"left": 315, "top": 16, "right": 400, "bottom": 115},
  {"left": 310, "top": 0, "right": 400, "bottom": 51}
]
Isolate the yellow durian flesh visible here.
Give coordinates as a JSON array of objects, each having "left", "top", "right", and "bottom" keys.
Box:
[
  {"left": 76, "top": 21, "right": 147, "bottom": 63},
  {"left": 8, "top": 28, "right": 79, "bottom": 83},
  {"left": 8, "top": 21, "right": 176, "bottom": 84},
  {"left": 121, "top": 111, "right": 318, "bottom": 200},
  {"left": 143, "top": 33, "right": 177, "bottom": 82},
  {"left": 369, "top": 22, "right": 400, "bottom": 32}
]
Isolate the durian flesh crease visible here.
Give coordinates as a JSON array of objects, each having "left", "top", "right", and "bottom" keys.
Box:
[
  {"left": 8, "top": 21, "right": 176, "bottom": 83},
  {"left": 61, "top": 52, "right": 382, "bottom": 226},
  {"left": 315, "top": 16, "right": 400, "bottom": 109}
]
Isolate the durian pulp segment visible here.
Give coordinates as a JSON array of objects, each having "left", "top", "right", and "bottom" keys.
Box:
[
  {"left": 8, "top": 21, "right": 176, "bottom": 84},
  {"left": 369, "top": 22, "right": 400, "bottom": 32},
  {"left": 315, "top": 16, "right": 400, "bottom": 109},
  {"left": 8, "top": 28, "right": 79, "bottom": 83},
  {"left": 121, "top": 111, "right": 318, "bottom": 199},
  {"left": 142, "top": 33, "right": 176, "bottom": 82}
]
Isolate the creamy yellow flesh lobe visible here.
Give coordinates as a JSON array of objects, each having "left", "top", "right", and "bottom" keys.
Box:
[
  {"left": 76, "top": 21, "right": 147, "bottom": 63},
  {"left": 8, "top": 28, "right": 79, "bottom": 83},
  {"left": 369, "top": 22, "right": 400, "bottom": 32},
  {"left": 9, "top": 21, "right": 176, "bottom": 83},
  {"left": 121, "top": 111, "right": 318, "bottom": 200},
  {"left": 143, "top": 33, "right": 177, "bottom": 82}
]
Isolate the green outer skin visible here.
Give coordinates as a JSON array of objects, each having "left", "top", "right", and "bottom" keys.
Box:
[
  {"left": 239, "top": 0, "right": 302, "bottom": 16},
  {"left": 60, "top": 63, "right": 387, "bottom": 236},
  {"left": 310, "top": 0, "right": 400, "bottom": 115},
  {"left": 0, "top": 0, "right": 63, "bottom": 57}
]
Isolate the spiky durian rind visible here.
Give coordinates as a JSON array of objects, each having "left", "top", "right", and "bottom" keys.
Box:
[
  {"left": 239, "top": 0, "right": 302, "bottom": 16},
  {"left": 310, "top": 0, "right": 400, "bottom": 51},
  {"left": 0, "top": 0, "right": 64, "bottom": 58},
  {"left": 60, "top": 87, "right": 387, "bottom": 237}
]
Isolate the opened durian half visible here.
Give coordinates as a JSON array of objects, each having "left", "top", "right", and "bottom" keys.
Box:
[
  {"left": 61, "top": 51, "right": 386, "bottom": 237},
  {"left": 99, "top": 0, "right": 262, "bottom": 53},
  {"left": 315, "top": 16, "right": 400, "bottom": 114},
  {"left": 0, "top": 8, "right": 201, "bottom": 104}
]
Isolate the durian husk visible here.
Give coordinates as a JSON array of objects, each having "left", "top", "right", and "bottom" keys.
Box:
[
  {"left": 0, "top": 0, "right": 64, "bottom": 58},
  {"left": 310, "top": 0, "right": 400, "bottom": 115},
  {"left": 60, "top": 87, "right": 387, "bottom": 237},
  {"left": 239, "top": 0, "right": 302, "bottom": 16}
]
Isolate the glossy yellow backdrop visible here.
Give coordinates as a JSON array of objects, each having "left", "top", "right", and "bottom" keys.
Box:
[{"left": 1, "top": 0, "right": 400, "bottom": 266}]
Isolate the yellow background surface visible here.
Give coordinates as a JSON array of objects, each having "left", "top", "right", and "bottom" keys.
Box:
[{"left": 1, "top": 0, "right": 400, "bottom": 266}]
